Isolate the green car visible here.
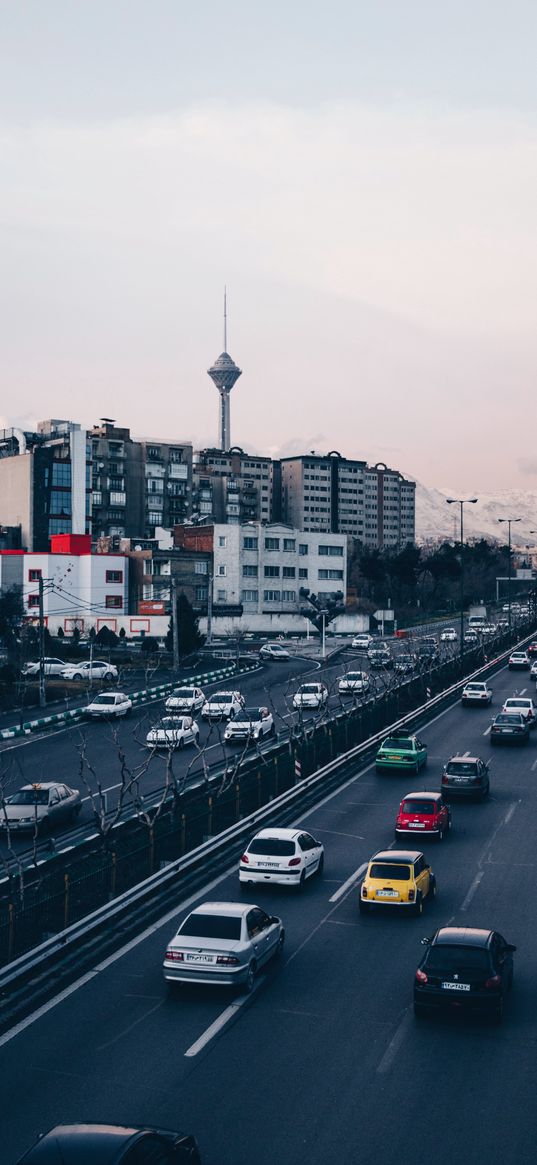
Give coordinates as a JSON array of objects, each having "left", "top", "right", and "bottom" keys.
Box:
[{"left": 375, "top": 731, "right": 428, "bottom": 774}]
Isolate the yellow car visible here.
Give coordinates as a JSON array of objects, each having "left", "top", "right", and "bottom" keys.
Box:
[{"left": 359, "top": 850, "right": 436, "bottom": 916}]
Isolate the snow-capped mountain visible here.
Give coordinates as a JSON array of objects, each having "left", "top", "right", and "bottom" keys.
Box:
[{"left": 415, "top": 481, "right": 537, "bottom": 546}]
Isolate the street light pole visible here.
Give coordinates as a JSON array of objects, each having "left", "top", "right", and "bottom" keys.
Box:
[
  {"left": 498, "top": 517, "right": 521, "bottom": 634},
  {"left": 446, "top": 497, "right": 478, "bottom": 669}
]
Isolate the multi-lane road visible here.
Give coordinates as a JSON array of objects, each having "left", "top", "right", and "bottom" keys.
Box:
[{"left": 2, "top": 651, "right": 537, "bottom": 1163}]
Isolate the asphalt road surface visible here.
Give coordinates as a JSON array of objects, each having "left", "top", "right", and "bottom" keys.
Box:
[{"left": 2, "top": 655, "right": 536, "bottom": 1164}]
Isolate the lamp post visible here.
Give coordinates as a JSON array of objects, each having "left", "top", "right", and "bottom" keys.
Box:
[
  {"left": 498, "top": 517, "right": 521, "bottom": 633},
  {"left": 446, "top": 498, "right": 478, "bottom": 668}
]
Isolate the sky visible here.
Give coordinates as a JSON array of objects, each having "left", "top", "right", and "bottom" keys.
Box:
[{"left": 1, "top": 1, "right": 537, "bottom": 492}]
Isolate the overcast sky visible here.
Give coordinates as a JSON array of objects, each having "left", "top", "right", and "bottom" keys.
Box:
[{"left": 2, "top": 1, "right": 537, "bottom": 491}]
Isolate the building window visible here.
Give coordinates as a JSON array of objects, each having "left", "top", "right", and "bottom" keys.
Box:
[
  {"left": 318, "top": 569, "right": 344, "bottom": 580},
  {"left": 147, "top": 446, "right": 161, "bottom": 459},
  {"left": 263, "top": 589, "right": 281, "bottom": 601},
  {"left": 299, "top": 544, "right": 308, "bottom": 556},
  {"left": 194, "top": 561, "right": 208, "bottom": 575},
  {"left": 27, "top": 594, "right": 39, "bottom": 608},
  {"left": 195, "top": 586, "right": 208, "bottom": 601},
  {"left": 52, "top": 462, "right": 71, "bottom": 486},
  {"left": 147, "top": 512, "right": 162, "bottom": 525},
  {"left": 105, "top": 570, "right": 123, "bottom": 583},
  {"left": 28, "top": 569, "right": 41, "bottom": 582},
  {"left": 243, "top": 537, "right": 258, "bottom": 551},
  {"left": 242, "top": 589, "right": 259, "bottom": 602},
  {"left": 264, "top": 537, "right": 280, "bottom": 551},
  {"left": 264, "top": 565, "right": 280, "bottom": 578},
  {"left": 105, "top": 595, "right": 123, "bottom": 609},
  {"left": 282, "top": 590, "right": 296, "bottom": 602},
  {"left": 242, "top": 565, "right": 258, "bottom": 577},
  {"left": 217, "top": 564, "right": 227, "bottom": 577},
  {"left": 282, "top": 566, "right": 296, "bottom": 579},
  {"left": 92, "top": 491, "right": 102, "bottom": 506},
  {"left": 318, "top": 545, "right": 344, "bottom": 556},
  {"left": 218, "top": 535, "right": 227, "bottom": 547},
  {"left": 299, "top": 568, "right": 308, "bottom": 579},
  {"left": 217, "top": 589, "right": 227, "bottom": 601},
  {"left": 283, "top": 538, "right": 296, "bottom": 552}
]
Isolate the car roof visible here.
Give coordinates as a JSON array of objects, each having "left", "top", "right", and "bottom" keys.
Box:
[
  {"left": 207, "top": 691, "right": 237, "bottom": 698},
  {"left": 402, "top": 791, "right": 441, "bottom": 802},
  {"left": 447, "top": 755, "right": 481, "bottom": 764},
  {"left": 16, "top": 1124, "right": 166, "bottom": 1165},
  {"left": 434, "top": 927, "right": 492, "bottom": 947},
  {"left": 190, "top": 901, "right": 252, "bottom": 917},
  {"left": 253, "top": 827, "right": 301, "bottom": 841},
  {"left": 371, "top": 850, "right": 422, "bottom": 863},
  {"left": 504, "top": 696, "right": 532, "bottom": 702},
  {"left": 20, "top": 782, "right": 62, "bottom": 791}
]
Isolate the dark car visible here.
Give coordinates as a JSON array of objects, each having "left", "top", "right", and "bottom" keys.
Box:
[
  {"left": 442, "top": 755, "right": 490, "bottom": 799},
  {"left": 16, "top": 1123, "right": 201, "bottom": 1164},
  {"left": 368, "top": 647, "right": 393, "bottom": 670},
  {"left": 414, "top": 926, "right": 515, "bottom": 1023},
  {"left": 527, "top": 641, "right": 537, "bottom": 658},
  {"left": 394, "top": 654, "right": 416, "bottom": 675},
  {"left": 490, "top": 711, "right": 531, "bottom": 745},
  {"left": 417, "top": 644, "right": 438, "bottom": 665}
]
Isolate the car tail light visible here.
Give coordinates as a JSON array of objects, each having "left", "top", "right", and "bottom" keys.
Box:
[
  {"left": 361, "top": 886, "right": 367, "bottom": 898},
  {"left": 240, "top": 853, "right": 249, "bottom": 864},
  {"left": 485, "top": 975, "right": 501, "bottom": 989},
  {"left": 408, "top": 889, "right": 415, "bottom": 901},
  {"left": 442, "top": 774, "right": 448, "bottom": 784},
  {"left": 288, "top": 857, "right": 301, "bottom": 867},
  {"left": 166, "top": 950, "right": 184, "bottom": 962},
  {"left": 415, "top": 969, "right": 428, "bottom": 984},
  {"left": 216, "top": 955, "right": 240, "bottom": 966},
  {"left": 473, "top": 776, "right": 481, "bottom": 784}
]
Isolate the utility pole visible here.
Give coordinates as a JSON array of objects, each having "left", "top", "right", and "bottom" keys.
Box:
[
  {"left": 446, "top": 497, "right": 478, "bottom": 669},
  {"left": 498, "top": 517, "right": 521, "bottom": 634},
  {"left": 38, "top": 574, "right": 46, "bottom": 708},
  {"left": 206, "top": 574, "right": 213, "bottom": 645},
  {"left": 171, "top": 575, "right": 180, "bottom": 671}
]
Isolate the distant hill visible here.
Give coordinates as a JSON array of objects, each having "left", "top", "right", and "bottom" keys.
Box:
[{"left": 415, "top": 481, "right": 537, "bottom": 546}]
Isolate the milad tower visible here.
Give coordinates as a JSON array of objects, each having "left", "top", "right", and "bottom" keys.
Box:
[{"left": 207, "top": 290, "right": 242, "bottom": 451}]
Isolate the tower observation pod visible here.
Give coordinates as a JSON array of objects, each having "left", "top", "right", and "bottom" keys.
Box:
[{"left": 207, "top": 290, "right": 242, "bottom": 451}]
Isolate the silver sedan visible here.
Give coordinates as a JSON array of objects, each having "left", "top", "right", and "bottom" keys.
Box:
[
  {"left": 164, "top": 901, "right": 284, "bottom": 992},
  {"left": 1, "top": 782, "right": 82, "bottom": 833}
]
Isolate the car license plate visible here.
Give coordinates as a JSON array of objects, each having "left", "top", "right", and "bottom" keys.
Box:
[
  {"left": 452, "top": 776, "right": 468, "bottom": 783},
  {"left": 186, "top": 954, "right": 215, "bottom": 964},
  {"left": 389, "top": 755, "right": 402, "bottom": 761},
  {"left": 259, "top": 862, "right": 278, "bottom": 868},
  {"left": 503, "top": 729, "right": 514, "bottom": 734},
  {"left": 408, "top": 822, "right": 425, "bottom": 828},
  {"left": 377, "top": 890, "right": 398, "bottom": 897},
  {"left": 441, "top": 982, "right": 470, "bottom": 991}
]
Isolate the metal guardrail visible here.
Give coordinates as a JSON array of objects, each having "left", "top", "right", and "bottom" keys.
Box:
[{"left": 0, "top": 630, "right": 529, "bottom": 1030}]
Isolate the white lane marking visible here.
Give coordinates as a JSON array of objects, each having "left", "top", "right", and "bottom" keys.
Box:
[
  {"left": 184, "top": 986, "right": 264, "bottom": 1058},
  {"left": 531, "top": 759, "right": 537, "bottom": 772},
  {"left": 460, "top": 869, "right": 484, "bottom": 912},
  {"left": 377, "top": 1010, "right": 412, "bottom": 1074},
  {"left": 503, "top": 801, "right": 518, "bottom": 826},
  {"left": 329, "top": 862, "right": 368, "bottom": 902},
  {"left": 483, "top": 725, "right": 491, "bottom": 736},
  {"left": 312, "top": 829, "right": 365, "bottom": 840},
  {"left": 462, "top": 750, "right": 471, "bottom": 756},
  {"left": 460, "top": 799, "right": 519, "bottom": 914}
]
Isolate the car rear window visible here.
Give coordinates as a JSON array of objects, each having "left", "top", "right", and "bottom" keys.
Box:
[
  {"left": 383, "top": 738, "right": 413, "bottom": 750},
  {"left": 248, "top": 838, "right": 296, "bottom": 856},
  {"left": 402, "top": 800, "right": 436, "bottom": 814},
  {"left": 495, "top": 714, "right": 523, "bottom": 724},
  {"left": 465, "top": 684, "right": 484, "bottom": 691},
  {"left": 173, "top": 689, "right": 194, "bottom": 698},
  {"left": 505, "top": 700, "right": 529, "bottom": 707},
  {"left": 370, "top": 863, "right": 411, "bottom": 881},
  {"left": 179, "top": 913, "right": 242, "bottom": 940},
  {"left": 299, "top": 685, "right": 322, "bottom": 694},
  {"left": 445, "top": 761, "right": 477, "bottom": 774},
  {"left": 425, "top": 945, "right": 491, "bottom": 973},
  {"left": 93, "top": 695, "right": 116, "bottom": 705}
]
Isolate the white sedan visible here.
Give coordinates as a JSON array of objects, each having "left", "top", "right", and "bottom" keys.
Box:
[
  {"left": 165, "top": 686, "right": 205, "bottom": 713},
  {"left": 61, "top": 660, "right": 118, "bottom": 682},
  {"left": 163, "top": 901, "right": 284, "bottom": 992},
  {"left": 201, "top": 691, "right": 245, "bottom": 720},
  {"left": 85, "top": 691, "right": 132, "bottom": 718},
  {"left": 440, "top": 628, "right": 457, "bottom": 642},
  {"left": 259, "top": 643, "right": 291, "bottom": 661},
  {"left": 292, "top": 683, "right": 328, "bottom": 709},
  {"left": 502, "top": 697, "right": 537, "bottom": 726},
  {"left": 22, "top": 658, "right": 66, "bottom": 677},
  {"left": 146, "top": 716, "right": 199, "bottom": 749},
  {"left": 239, "top": 827, "right": 324, "bottom": 889},
  {"left": 338, "top": 671, "right": 370, "bottom": 696},
  {"left": 352, "top": 634, "right": 373, "bottom": 650},
  {"left": 224, "top": 707, "right": 275, "bottom": 743}
]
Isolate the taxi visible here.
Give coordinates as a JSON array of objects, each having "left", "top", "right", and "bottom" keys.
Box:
[
  {"left": 375, "top": 730, "right": 428, "bottom": 774},
  {"left": 395, "top": 791, "right": 451, "bottom": 841},
  {"left": 359, "top": 850, "right": 436, "bottom": 915}
]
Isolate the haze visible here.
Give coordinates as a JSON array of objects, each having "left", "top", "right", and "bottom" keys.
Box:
[{"left": 2, "top": 1, "right": 537, "bottom": 491}]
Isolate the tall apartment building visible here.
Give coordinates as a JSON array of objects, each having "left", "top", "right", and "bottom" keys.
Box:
[
  {"left": 90, "top": 420, "right": 193, "bottom": 540},
  {"left": 364, "top": 463, "right": 416, "bottom": 549},
  {"left": 193, "top": 447, "right": 272, "bottom": 525},
  {"left": 0, "top": 420, "right": 90, "bottom": 551}
]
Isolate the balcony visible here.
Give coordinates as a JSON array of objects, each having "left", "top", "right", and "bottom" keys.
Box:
[{"left": 169, "top": 463, "right": 188, "bottom": 480}]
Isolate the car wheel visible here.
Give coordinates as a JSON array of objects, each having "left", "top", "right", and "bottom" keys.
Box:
[
  {"left": 437, "top": 827, "right": 444, "bottom": 842},
  {"left": 72, "top": 672, "right": 82, "bottom": 681},
  {"left": 358, "top": 892, "right": 369, "bottom": 914},
  {"left": 275, "top": 930, "right": 285, "bottom": 957},
  {"left": 414, "top": 892, "right": 424, "bottom": 916},
  {"left": 429, "top": 876, "right": 436, "bottom": 899},
  {"left": 270, "top": 722, "right": 276, "bottom": 735},
  {"left": 297, "top": 869, "right": 306, "bottom": 892},
  {"left": 178, "top": 738, "right": 185, "bottom": 750},
  {"left": 104, "top": 672, "right": 114, "bottom": 683},
  {"left": 245, "top": 960, "right": 257, "bottom": 993},
  {"left": 317, "top": 853, "right": 324, "bottom": 876}
]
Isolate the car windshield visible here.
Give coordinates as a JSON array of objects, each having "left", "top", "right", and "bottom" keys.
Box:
[
  {"left": 465, "top": 684, "right": 484, "bottom": 691},
  {"left": 6, "top": 789, "right": 49, "bottom": 805},
  {"left": 446, "top": 761, "right": 477, "bottom": 775},
  {"left": 383, "top": 738, "right": 414, "bottom": 751},
  {"left": 172, "top": 689, "right": 194, "bottom": 698},
  {"left": 248, "top": 838, "right": 296, "bottom": 856},
  {"left": 210, "top": 693, "right": 233, "bottom": 702},
  {"left": 370, "top": 863, "right": 411, "bottom": 881},
  {"left": 178, "top": 913, "right": 242, "bottom": 940},
  {"left": 402, "top": 800, "right": 436, "bottom": 814},
  {"left": 159, "top": 718, "right": 184, "bottom": 729},
  {"left": 345, "top": 673, "right": 364, "bottom": 681},
  {"left": 505, "top": 700, "right": 529, "bottom": 708},
  {"left": 92, "top": 695, "right": 116, "bottom": 705},
  {"left": 511, "top": 654, "right": 526, "bottom": 660},
  {"left": 299, "top": 685, "right": 321, "bottom": 694},
  {"left": 235, "top": 708, "right": 261, "bottom": 721},
  {"left": 425, "top": 945, "right": 491, "bottom": 973}
]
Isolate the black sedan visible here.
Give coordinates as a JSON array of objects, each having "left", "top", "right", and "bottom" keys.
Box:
[
  {"left": 16, "top": 1123, "right": 201, "bottom": 1164},
  {"left": 414, "top": 926, "right": 515, "bottom": 1023},
  {"left": 490, "top": 711, "right": 531, "bottom": 745}
]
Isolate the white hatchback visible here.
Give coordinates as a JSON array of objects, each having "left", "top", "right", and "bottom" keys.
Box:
[
  {"left": 165, "top": 686, "right": 205, "bottom": 713},
  {"left": 502, "top": 697, "right": 537, "bottom": 726},
  {"left": 440, "top": 628, "right": 457, "bottom": 642},
  {"left": 201, "top": 691, "right": 245, "bottom": 720},
  {"left": 239, "top": 828, "right": 324, "bottom": 889},
  {"left": 85, "top": 691, "right": 132, "bottom": 718},
  {"left": 292, "top": 682, "right": 328, "bottom": 709},
  {"left": 146, "top": 716, "right": 200, "bottom": 749},
  {"left": 338, "top": 671, "right": 370, "bottom": 696}
]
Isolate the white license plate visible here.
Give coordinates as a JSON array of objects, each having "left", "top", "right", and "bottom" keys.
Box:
[
  {"left": 502, "top": 729, "right": 514, "bottom": 734},
  {"left": 186, "top": 954, "right": 215, "bottom": 964},
  {"left": 441, "top": 981, "right": 470, "bottom": 991},
  {"left": 259, "top": 862, "right": 278, "bottom": 868},
  {"left": 408, "top": 822, "right": 426, "bottom": 828},
  {"left": 377, "top": 890, "right": 398, "bottom": 898}
]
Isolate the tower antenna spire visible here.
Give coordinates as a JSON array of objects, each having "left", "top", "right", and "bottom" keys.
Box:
[
  {"left": 208, "top": 288, "right": 242, "bottom": 451},
  {"left": 224, "top": 286, "right": 227, "bottom": 352}
]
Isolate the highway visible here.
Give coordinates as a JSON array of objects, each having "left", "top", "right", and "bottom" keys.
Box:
[{"left": 2, "top": 654, "right": 536, "bottom": 1163}]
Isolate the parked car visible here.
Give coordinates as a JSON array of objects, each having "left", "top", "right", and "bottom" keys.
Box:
[
  {"left": 16, "top": 1124, "right": 201, "bottom": 1164},
  {"left": 259, "top": 643, "right": 291, "bottom": 661},
  {"left": 292, "top": 682, "right": 328, "bottom": 709},
  {"left": 0, "top": 782, "right": 81, "bottom": 833},
  {"left": 21, "top": 657, "right": 66, "bottom": 677},
  {"left": 502, "top": 696, "right": 537, "bottom": 726},
  {"left": 508, "top": 651, "right": 530, "bottom": 670},
  {"left": 414, "top": 926, "right": 515, "bottom": 1022},
  {"left": 359, "top": 850, "right": 435, "bottom": 915},
  {"left": 163, "top": 901, "right": 284, "bottom": 992},
  {"left": 490, "top": 711, "right": 531, "bottom": 744},
  {"left": 338, "top": 670, "right": 370, "bottom": 695},
  {"left": 146, "top": 716, "right": 199, "bottom": 749},
  {"left": 239, "top": 827, "right": 324, "bottom": 888},
  {"left": 85, "top": 691, "right": 132, "bottom": 718},
  {"left": 461, "top": 680, "right": 492, "bottom": 706},
  {"left": 224, "top": 706, "right": 275, "bottom": 743},
  {"left": 352, "top": 633, "right": 373, "bottom": 650},
  {"left": 395, "top": 791, "right": 451, "bottom": 841},
  {"left": 60, "top": 660, "right": 118, "bottom": 682},
  {"left": 165, "top": 686, "right": 205, "bottom": 713},
  {"left": 201, "top": 691, "right": 245, "bottom": 720},
  {"left": 442, "top": 755, "right": 490, "bottom": 798},
  {"left": 440, "top": 628, "right": 457, "bottom": 642},
  {"left": 375, "top": 731, "right": 427, "bottom": 774}
]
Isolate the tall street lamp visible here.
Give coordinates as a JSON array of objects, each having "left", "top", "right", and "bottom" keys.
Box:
[
  {"left": 446, "top": 497, "right": 478, "bottom": 667},
  {"left": 498, "top": 517, "right": 521, "bottom": 633}
]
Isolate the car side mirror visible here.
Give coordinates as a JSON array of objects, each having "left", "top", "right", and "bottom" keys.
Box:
[
  {"left": 420, "top": 937, "right": 430, "bottom": 946},
  {"left": 270, "top": 916, "right": 279, "bottom": 925},
  {"left": 506, "top": 944, "right": 517, "bottom": 953}
]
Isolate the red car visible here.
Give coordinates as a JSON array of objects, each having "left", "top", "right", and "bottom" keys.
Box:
[
  {"left": 395, "top": 791, "right": 451, "bottom": 842},
  {"left": 527, "top": 642, "right": 537, "bottom": 658}
]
